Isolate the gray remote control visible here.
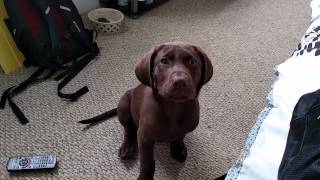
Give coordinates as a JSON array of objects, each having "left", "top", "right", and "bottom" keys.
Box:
[{"left": 7, "top": 154, "right": 57, "bottom": 171}]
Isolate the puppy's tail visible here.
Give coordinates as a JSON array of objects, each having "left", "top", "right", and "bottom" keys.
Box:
[{"left": 78, "top": 108, "right": 117, "bottom": 124}]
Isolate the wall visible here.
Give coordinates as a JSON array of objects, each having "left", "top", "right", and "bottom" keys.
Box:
[{"left": 72, "top": 0, "right": 100, "bottom": 14}]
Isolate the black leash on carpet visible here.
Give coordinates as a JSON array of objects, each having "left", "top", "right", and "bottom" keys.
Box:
[{"left": 78, "top": 108, "right": 117, "bottom": 124}]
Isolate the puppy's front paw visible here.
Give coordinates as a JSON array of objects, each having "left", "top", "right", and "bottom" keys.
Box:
[
  {"left": 170, "top": 141, "right": 187, "bottom": 162},
  {"left": 118, "top": 142, "right": 137, "bottom": 160}
]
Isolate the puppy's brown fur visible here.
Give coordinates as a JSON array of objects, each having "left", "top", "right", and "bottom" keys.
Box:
[{"left": 80, "top": 42, "right": 213, "bottom": 180}]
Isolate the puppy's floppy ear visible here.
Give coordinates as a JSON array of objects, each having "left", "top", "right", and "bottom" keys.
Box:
[
  {"left": 193, "top": 46, "right": 213, "bottom": 86},
  {"left": 135, "top": 45, "right": 162, "bottom": 86}
]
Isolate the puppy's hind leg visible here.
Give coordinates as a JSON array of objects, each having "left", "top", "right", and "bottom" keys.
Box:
[{"left": 118, "top": 91, "right": 137, "bottom": 160}]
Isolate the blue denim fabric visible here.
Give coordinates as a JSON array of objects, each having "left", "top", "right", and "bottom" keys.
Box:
[{"left": 278, "top": 89, "right": 320, "bottom": 180}]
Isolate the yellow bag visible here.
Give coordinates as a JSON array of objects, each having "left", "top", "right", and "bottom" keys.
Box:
[{"left": 0, "top": 1, "right": 24, "bottom": 74}]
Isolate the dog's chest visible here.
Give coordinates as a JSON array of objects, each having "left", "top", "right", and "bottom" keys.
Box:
[{"left": 147, "top": 107, "right": 199, "bottom": 141}]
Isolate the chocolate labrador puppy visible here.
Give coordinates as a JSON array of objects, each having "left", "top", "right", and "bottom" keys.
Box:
[{"left": 79, "top": 42, "right": 213, "bottom": 180}]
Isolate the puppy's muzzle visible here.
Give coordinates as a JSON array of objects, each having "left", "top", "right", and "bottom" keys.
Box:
[
  {"left": 166, "top": 71, "right": 195, "bottom": 101},
  {"left": 171, "top": 72, "right": 190, "bottom": 90}
]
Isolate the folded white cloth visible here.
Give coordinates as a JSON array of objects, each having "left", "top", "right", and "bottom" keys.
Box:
[{"left": 311, "top": 0, "right": 320, "bottom": 22}]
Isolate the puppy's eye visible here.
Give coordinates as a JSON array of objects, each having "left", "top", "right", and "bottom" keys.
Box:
[
  {"left": 188, "top": 59, "right": 197, "bottom": 65},
  {"left": 160, "top": 58, "right": 168, "bottom": 64}
]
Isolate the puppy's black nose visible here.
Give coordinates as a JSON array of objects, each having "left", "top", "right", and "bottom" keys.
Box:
[{"left": 172, "top": 76, "right": 188, "bottom": 89}]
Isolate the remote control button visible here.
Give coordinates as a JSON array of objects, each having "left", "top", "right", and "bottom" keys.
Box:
[{"left": 19, "top": 158, "right": 30, "bottom": 167}]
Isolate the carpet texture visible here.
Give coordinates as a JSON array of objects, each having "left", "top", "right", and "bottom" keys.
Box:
[{"left": 0, "top": 0, "right": 309, "bottom": 179}]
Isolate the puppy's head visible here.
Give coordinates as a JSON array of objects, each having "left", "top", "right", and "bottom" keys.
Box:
[{"left": 135, "top": 42, "right": 213, "bottom": 102}]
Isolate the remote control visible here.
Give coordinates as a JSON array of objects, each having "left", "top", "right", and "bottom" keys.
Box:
[{"left": 7, "top": 154, "right": 57, "bottom": 171}]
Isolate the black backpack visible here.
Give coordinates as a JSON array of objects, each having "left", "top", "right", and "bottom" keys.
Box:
[{"left": 1, "top": 0, "right": 100, "bottom": 124}]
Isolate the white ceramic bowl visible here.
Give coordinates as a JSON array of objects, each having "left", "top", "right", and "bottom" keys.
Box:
[{"left": 88, "top": 8, "right": 124, "bottom": 34}]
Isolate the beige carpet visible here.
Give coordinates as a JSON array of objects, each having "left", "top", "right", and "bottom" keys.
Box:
[{"left": 0, "top": 0, "right": 309, "bottom": 179}]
